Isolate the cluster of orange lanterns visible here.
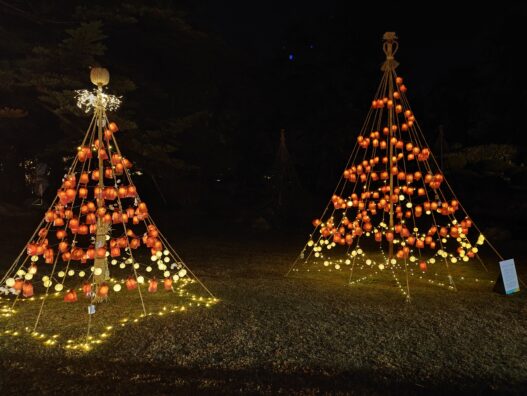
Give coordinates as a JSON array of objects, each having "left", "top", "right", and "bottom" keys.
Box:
[
  {"left": 309, "top": 75, "right": 476, "bottom": 262},
  {"left": 313, "top": 214, "right": 475, "bottom": 259},
  {"left": 16, "top": 121, "right": 174, "bottom": 300},
  {"left": 59, "top": 276, "right": 174, "bottom": 303},
  {"left": 12, "top": 278, "right": 34, "bottom": 298}
]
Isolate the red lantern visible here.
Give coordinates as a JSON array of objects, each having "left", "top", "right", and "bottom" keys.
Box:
[
  {"left": 115, "top": 163, "right": 124, "bottom": 175},
  {"left": 126, "top": 276, "right": 138, "bottom": 290},
  {"left": 104, "top": 168, "right": 113, "bottom": 179},
  {"left": 27, "top": 243, "right": 38, "bottom": 256},
  {"left": 163, "top": 278, "right": 173, "bottom": 291},
  {"left": 58, "top": 241, "right": 68, "bottom": 253},
  {"left": 129, "top": 238, "right": 140, "bottom": 249},
  {"left": 22, "top": 281, "right": 34, "bottom": 297},
  {"left": 14, "top": 278, "right": 24, "bottom": 291},
  {"left": 78, "top": 187, "right": 88, "bottom": 199},
  {"left": 148, "top": 278, "right": 158, "bottom": 293},
  {"left": 118, "top": 186, "right": 128, "bottom": 198},
  {"left": 104, "top": 128, "right": 112, "bottom": 140},
  {"left": 127, "top": 185, "right": 137, "bottom": 197},
  {"left": 419, "top": 261, "right": 427, "bottom": 272},
  {"left": 110, "top": 246, "right": 121, "bottom": 257},
  {"left": 108, "top": 122, "right": 119, "bottom": 132},
  {"left": 96, "top": 246, "right": 106, "bottom": 258},
  {"left": 44, "top": 248, "right": 54, "bottom": 264},
  {"left": 80, "top": 172, "right": 90, "bottom": 184},
  {"left": 82, "top": 282, "right": 92, "bottom": 296},
  {"left": 64, "top": 289, "right": 78, "bottom": 303},
  {"left": 97, "top": 283, "right": 109, "bottom": 297},
  {"left": 86, "top": 213, "right": 96, "bottom": 225}
]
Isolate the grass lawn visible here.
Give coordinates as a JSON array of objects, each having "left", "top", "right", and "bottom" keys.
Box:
[{"left": 0, "top": 219, "right": 526, "bottom": 395}]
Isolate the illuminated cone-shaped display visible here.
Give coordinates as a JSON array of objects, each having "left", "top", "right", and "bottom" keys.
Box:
[
  {"left": 0, "top": 68, "right": 216, "bottom": 349},
  {"left": 287, "top": 33, "right": 503, "bottom": 300}
]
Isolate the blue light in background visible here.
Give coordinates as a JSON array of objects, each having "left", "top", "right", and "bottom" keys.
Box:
[{"left": 288, "top": 53, "right": 294, "bottom": 61}]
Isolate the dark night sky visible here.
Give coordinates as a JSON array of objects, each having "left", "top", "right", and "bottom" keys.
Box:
[{"left": 183, "top": 2, "right": 495, "bottom": 84}]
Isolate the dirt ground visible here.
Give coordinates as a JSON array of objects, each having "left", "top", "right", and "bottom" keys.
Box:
[{"left": 0, "top": 213, "right": 526, "bottom": 395}]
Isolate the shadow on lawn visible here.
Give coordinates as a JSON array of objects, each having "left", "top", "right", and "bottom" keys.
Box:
[{"left": 1, "top": 354, "right": 523, "bottom": 395}]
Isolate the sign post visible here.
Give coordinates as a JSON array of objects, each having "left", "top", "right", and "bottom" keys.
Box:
[{"left": 494, "top": 259, "right": 520, "bottom": 295}]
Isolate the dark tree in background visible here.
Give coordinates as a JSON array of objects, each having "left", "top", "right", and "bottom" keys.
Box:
[
  {"left": 1, "top": 1, "right": 526, "bottom": 240},
  {"left": 0, "top": 1, "right": 246, "bottom": 210}
]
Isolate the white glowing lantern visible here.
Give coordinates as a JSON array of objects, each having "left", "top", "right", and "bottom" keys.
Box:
[
  {"left": 24, "top": 273, "right": 33, "bottom": 281},
  {"left": 163, "top": 257, "right": 170, "bottom": 263},
  {"left": 43, "top": 279, "right": 52, "bottom": 288},
  {"left": 79, "top": 271, "right": 86, "bottom": 277},
  {"left": 54, "top": 284, "right": 63, "bottom": 292},
  {"left": 150, "top": 255, "right": 157, "bottom": 262},
  {"left": 156, "top": 251, "right": 162, "bottom": 258},
  {"left": 163, "top": 271, "right": 170, "bottom": 278},
  {"left": 172, "top": 274, "right": 180, "bottom": 282},
  {"left": 137, "top": 276, "right": 145, "bottom": 284},
  {"left": 68, "top": 270, "right": 75, "bottom": 276},
  {"left": 146, "top": 266, "right": 152, "bottom": 272},
  {"left": 6, "top": 278, "right": 15, "bottom": 287},
  {"left": 58, "top": 271, "right": 65, "bottom": 278},
  {"left": 163, "top": 249, "right": 170, "bottom": 256},
  {"left": 133, "top": 263, "right": 140, "bottom": 269},
  {"left": 323, "top": 261, "right": 329, "bottom": 267},
  {"left": 366, "top": 259, "right": 372, "bottom": 265},
  {"left": 29, "top": 266, "right": 38, "bottom": 275},
  {"left": 345, "top": 259, "right": 351, "bottom": 265},
  {"left": 335, "top": 264, "right": 341, "bottom": 270},
  {"left": 111, "top": 259, "right": 117, "bottom": 265},
  {"left": 17, "top": 269, "right": 25, "bottom": 276},
  {"left": 378, "top": 264, "right": 385, "bottom": 270},
  {"left": 94, "top": 268, "right": 103, "bottom": 276},
  {"left": 113, "top": 284, "right": 122, "bottom": 292},
  {"left": 178, "top": 269, "right": 187, "bottom": 278},
  {"left": 119, "top": 263, "right": 126, "bottom": 269}
]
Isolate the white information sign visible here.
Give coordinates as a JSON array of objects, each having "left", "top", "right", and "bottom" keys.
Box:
[{"left": 499, "top": 259, "right": 520, "bottom": 295}]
